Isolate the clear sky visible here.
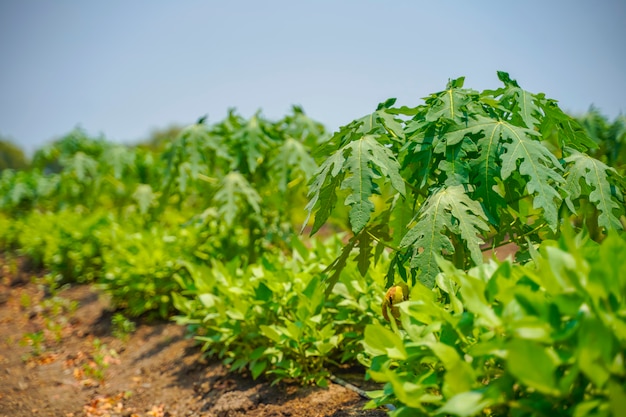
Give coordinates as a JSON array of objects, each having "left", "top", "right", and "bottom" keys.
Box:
[{"left": 1, "top": 0, "right": 625, "bottom": 155}]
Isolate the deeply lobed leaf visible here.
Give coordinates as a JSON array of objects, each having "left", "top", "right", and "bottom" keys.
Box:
[
  {"left": 305, "top": 135, "right": 405, "bottom": 235},
  {"left": 564, "top": 149, "right": 624, "bottom": 231},
  {"left": 214, "top": 172, "right": 262, "bottom": 227},
  {"left": 400, "top": 186, "right": 489, "bottom": 288}
]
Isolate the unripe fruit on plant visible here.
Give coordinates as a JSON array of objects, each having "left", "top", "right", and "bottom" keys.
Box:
[{"left": 382, "top": 283, "right": 409, "bottom": 323}]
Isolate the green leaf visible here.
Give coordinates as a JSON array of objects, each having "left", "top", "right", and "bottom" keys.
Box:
[
  {"left": 455, "top": 270, "right": 502, "bottom": 328},
  {"left": 576, "top": 315, "right": 613, "bottom": 387},
  {"left": 354, "top": 229, "right": 373, "bottom": 276},
  {"left": 497, "top": 120, "right": 564, "bottom": 229},
  {"left": 400, "top": 186, "right": 489, "bottom": 288},
  {"left": 229, "top": 113, "right": 274, "bottom": 174},
  {"left": 495, "top": 71, "right": 542, "bottom": 129},
  {"left": 506, "top": 339, "right": 560, "bottom": 396},
  {"left": 270, "top": 137, "right": 318, "bottom": 192},
  {"left": 363, "top": 323, "right": 407, "bottom": 360},
  {"left": 539, "top": 97, "right": 597, "bottom": 151},
  {"left": 454, "top": 115, "right": 565, "bottom": 228},
  {"left": 425, "top": 77, "right": 478, "bottom": 124},
  {"left": 160, "top": 122, "right": 229, "bottom": 195},
  {"left": 384, "top": 372, "right": 435, "bottom": 410},
  {"left": 132, "top": 184, "right": 155, "bottom": 215},
  {"left": 250, "top": 360, "right": 267, "bottom": 379},
  {"left": 470, "top": 116, "right": 507, "bottom": 220},
  {"left": 437, "top": 391, "right": 494, "bottom": 417},
  {"left": 423, "top": 341, "right": 475, "bottom": 396},
  {"left": 564, "top": 149, "right": 624, "bottom": 231},
  {"left": 103, "top": 145, "right": 136, "bottom": 180},
  {"left": 303, "top": 151, "right": 344, "bottom": 234},
  {"left": 260, "top": 324, "right": 282, "bottom": 343},
  {"left": 62, "top": 152, "right": 98, "bottom": 183},
  {"left": 573, "top": 400, "right": 605, "bottom": 417},
  {"left": 377, "top": 109, "right": 406, "bottom": 141},
  {"left": 609, "top": 380, "right": 626, "bottom": 417},
  {"left": 214, "top": 172, "right": 262, "bottom": 227},
  {"left": 321, "top": 233, "right": 360, "bottom": 294},
  {"left": 350, "top": 102, "right": 406, "bottom": 143},
  {"left": 438, "top": 137, "right": 477, "bottom": 186},
  {"left": 341, "top": 135, "right": 406, "bottom": 233},
  {"left": 305, "top": 135, "right": 405, "bottom": 235}
]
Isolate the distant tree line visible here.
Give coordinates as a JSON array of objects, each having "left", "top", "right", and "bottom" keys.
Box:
[
  {"left": 0, "top": 137, "right": 28, "bottom": 171},
  {"left": 578, "top": 106, "right": 625, "bottom": 168}
]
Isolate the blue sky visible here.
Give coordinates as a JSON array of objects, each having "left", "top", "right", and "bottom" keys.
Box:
[{"left": 1, "top": 0, "right": 625, "bottom": 155}]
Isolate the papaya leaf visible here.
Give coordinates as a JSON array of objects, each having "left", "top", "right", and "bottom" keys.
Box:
[
  {"left": 564, "top": 149, "right": 624, "bottom": 231},
  {"left": 400, "top": 124, "right": 437, "bottom": 191},
  {"left": 493, "top": 71, "right": 542, "bottom": 129},
  {"left": 303, "top": 151, "right": 345, "bottom": 234},
  {"left": 102, "top": 145, "right": 136, "bottom": 180},
  {"left": 469, "top": 116, "right": 507, "bottom": 220},
  {"left": 438, "top": 137, "right": 477, "bottom": 186},
  {"left": 400, "top": 186, "right": 489, "bottom": 288},
  {"left": 448, "top": 115, "right": 564, "bottom": 227},
  {"left": 497, "top": 120, "right": 564, "bottom": 229},
  {"left": 322, "top": 235, "right": 357, "bottom": 295},
  {"left": 377, "top": 110, "right": 406, "bottom": 141},
  {"left": 270, "top": 137, "right": 318, "bottom": 192},
  {"left": 132, "top": 184, "right": 155, "bottom": 215},
  {"left": 161, "top": 122, "right": 230, "bottom": 194},
  {"left": 424, "top": 77, "right": 479, "bottom": 125},
  {"left": 229, "top": 114, "right": 274, "bottom": 174},
  {"left": 279, "top": 105, "right": 327, "bottom": 147},
  {"left": 354, "top": 228, "right": 373, "bottom": 277},
  {"left": 538, "top": 97, "right": 597, "bottom": 151},
  {"left": 61, "top": 152, "right": 98, "bottom": 184},
  {"left": 341, "top": 136, "right": 405, "bottom": 233},
  {"left": 214, "top": 172, "right": 261, "bottom": 227},
  {"left": 305, "top": 135, "right": 405, "bottom": 235}
]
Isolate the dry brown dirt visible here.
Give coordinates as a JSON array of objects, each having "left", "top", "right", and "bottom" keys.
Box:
[{"left": 0, "top": 258, "right": 388, "bottom": 417}]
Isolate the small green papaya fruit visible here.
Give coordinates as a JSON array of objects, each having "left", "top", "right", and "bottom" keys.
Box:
[{"left": 382, "top": 283, "right": 409, "bottom": 323}]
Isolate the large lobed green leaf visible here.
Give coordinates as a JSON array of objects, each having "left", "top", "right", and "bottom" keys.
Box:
[
  {"left": 400, "top": 185, "right": 489, "bottom": 288},
  {"left": 564, "top": 149, "right": 624, "bottom": 231},
  {"left": 214, "top": 172, "right": 262, "bottom": 227},
  {"left": 498, "top": 120, "right": 565, "bottom": 229},
  {"left": 304, "top": 135, "right": 405, "bottom": 235},
  {"left": 462, "top": 116, "right": 565, "bottom": 229},
  {"left": 270, "top": 137, "right": 318, "bottom": 192}
]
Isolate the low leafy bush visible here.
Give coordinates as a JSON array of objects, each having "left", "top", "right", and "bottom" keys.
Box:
[
  {"left": 100, "top": 223, "right": 194, "bottom": 319},
  {"left": 11, "top": 209, "right": 111, "bottom": 283},
  {"left": 362, "top": 230, "right": 626, "bottom": 417},
  {"left": 0, "top": 212, "right": 16, "bottom": 251},
  {"left": 174, "top": 236, "right": 385, "bottom": 386}
]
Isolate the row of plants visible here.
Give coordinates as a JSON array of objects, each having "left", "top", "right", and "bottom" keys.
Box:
[
  {"left": 1, "top": 72, "right": 625, "bottom": 416},
  {"left": 173, "top": 236, "right": 386, "bottom": 386}
]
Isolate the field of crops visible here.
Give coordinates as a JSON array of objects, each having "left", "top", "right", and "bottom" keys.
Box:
[{"left": 1, "top": 73, "right": 625, "bottom": 416}]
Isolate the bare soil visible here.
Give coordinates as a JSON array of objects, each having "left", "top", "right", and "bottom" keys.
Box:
[{"left": 0, "top": 258, "right": 387, "bottom": 417}]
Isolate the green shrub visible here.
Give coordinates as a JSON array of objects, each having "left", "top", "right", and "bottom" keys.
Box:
[
  {"left": 362, "top": 230, "right": 626, "bottom": 416},
  {"left": 174, "top": 236, "right": 384, "bottom": 386},
  {"left": 99, "top": 225, "right": 193, "bottom": 319},
  {"left": 11, "top": 209, "right": 110, "bottom": 283}
]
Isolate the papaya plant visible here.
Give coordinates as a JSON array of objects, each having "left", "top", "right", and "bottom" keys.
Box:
[
  {"left": 304, "top": 72, "right": 626, "bottom": 289},
  {"left": 577, "top": 106, "right": 626, "bottom": 170},
  {"left": 159, "top": 108, "right": 324, "bottom": 263}
]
